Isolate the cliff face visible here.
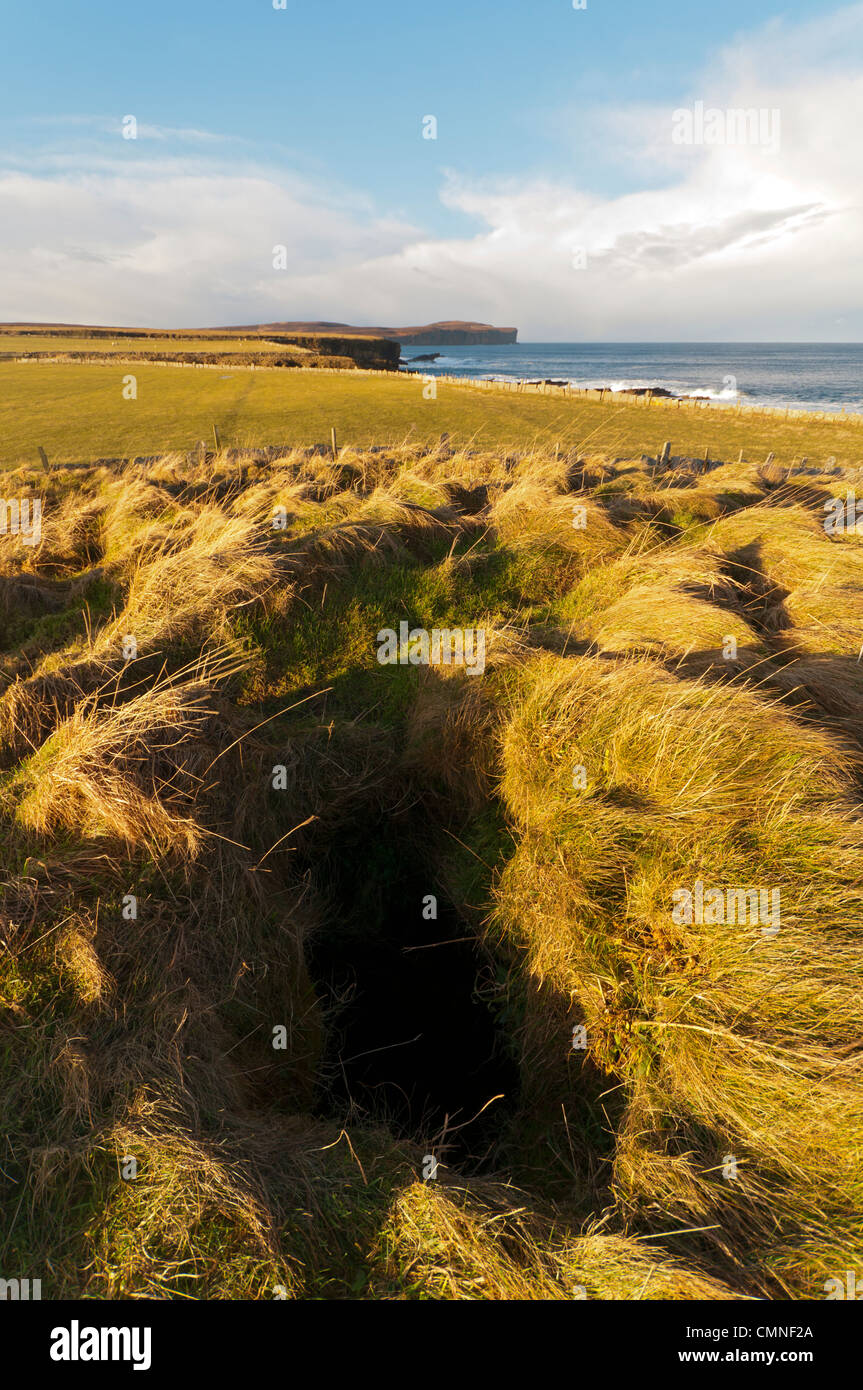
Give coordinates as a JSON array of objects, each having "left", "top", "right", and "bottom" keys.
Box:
[
  {"left": 265, "top": 334, "right": 401, "bottom": 371},
  {"left": 1, "top": 320, "right": 518, "bottom": 364},
  {"left": 0, "top": 327, "right": 400, "bottom": 372},
  {"left": 394, "top": 324, "right": 518, "bottom": 346},
  {"left": 240, "top": 320, "right": 519, "bottom": 348}
]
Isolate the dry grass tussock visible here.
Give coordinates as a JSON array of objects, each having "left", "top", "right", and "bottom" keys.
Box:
[
  {"left": 492, "top": 653, "right": 863, "bottom": 1292},
  {"left": 1, "top": 439, "right": 862, "bottom": 1299}
]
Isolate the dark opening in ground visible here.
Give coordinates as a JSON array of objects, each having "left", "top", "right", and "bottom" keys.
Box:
[{"left": 305, "top": 814, "right": 520, "bottom": 1168}]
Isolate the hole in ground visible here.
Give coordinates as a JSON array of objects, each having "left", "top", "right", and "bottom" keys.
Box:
[{"left": 305, "top": 814, "right": 520, "bottom": 1168}]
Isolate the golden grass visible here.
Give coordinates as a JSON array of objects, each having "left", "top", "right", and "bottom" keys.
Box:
[
  {"left": 11, "top": 667, "right": 216, "bottom": 856},
  {"left": 491, "top": 653, "right": 863, "bottom": 1292},
  {"left": 376, "top": 1180, "right": 739, "bottom": 1300},
  {"left": 2, "top": 436, "right": 862, "bottom": 1300}
]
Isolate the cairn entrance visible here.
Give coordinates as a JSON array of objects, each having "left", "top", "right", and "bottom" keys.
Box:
[{"left": 305, "top": 814, "right": 519, "bottom": 1165}]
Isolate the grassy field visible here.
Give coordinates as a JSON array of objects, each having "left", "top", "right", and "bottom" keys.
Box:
[
  {"left": 1, "top": 411, "right": 862, "bottom": 1299},
  {"left": 2, "top": 359, "right": 863, "bottom": 469},
  {"left": 0, "top": 333, "right": 304, "bottom": 355}
]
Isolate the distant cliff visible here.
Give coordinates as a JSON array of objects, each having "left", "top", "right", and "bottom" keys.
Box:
[
  {"left": 1, "top": 319, "right": 518, "bottom": 368},
  {"left": 0, "top": 324, "right": 401, "bottom": 372},
  {"left": 386, "top": 322, "right": 518, "bottom": 346},
  {"left": 239, "top": 320, "right": 519, "bottom": 347}
]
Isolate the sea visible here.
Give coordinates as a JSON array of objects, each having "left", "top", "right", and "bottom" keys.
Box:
[{"left": 399, "top": 343, "right": 863, "bottom": 415}]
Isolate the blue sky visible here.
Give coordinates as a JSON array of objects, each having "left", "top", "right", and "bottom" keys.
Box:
[
  {"left": 2, "top": 0, "right": 831, "bottom": 215},
  {"left": 2, "top": 0, "right": 862, "bottom": 336}
]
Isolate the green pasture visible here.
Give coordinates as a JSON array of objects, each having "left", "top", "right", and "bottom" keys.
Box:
[{"left": 2, "top": 359, "right": 861, "bottom": 467}]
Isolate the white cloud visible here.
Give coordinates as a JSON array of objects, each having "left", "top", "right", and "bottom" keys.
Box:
[
  {"left": 1, "top": 5, "right": 862, "bottom": 336},
  {"left": 0, "top": 166, "right": 420, "bottom": 326}
]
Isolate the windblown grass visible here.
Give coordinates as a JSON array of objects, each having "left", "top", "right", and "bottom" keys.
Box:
[{"left": 1, "top": 435, "right": 862, "bottom": 1300}]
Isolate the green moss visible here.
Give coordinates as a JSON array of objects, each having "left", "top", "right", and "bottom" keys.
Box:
[{"left": 0, "top": 575, "right": 119, "bottom": 659}]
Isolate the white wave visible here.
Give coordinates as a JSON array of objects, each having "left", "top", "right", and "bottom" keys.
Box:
[{"left": 679, "top": 385, "right": 740, "bottom": 401}]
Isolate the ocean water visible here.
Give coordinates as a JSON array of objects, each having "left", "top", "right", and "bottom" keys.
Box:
[{"left": 400, "top": 343, "right": 863, "bottom": 414}]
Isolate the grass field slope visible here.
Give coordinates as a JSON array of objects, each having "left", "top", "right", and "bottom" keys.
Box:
[
  {"left": 3, "top": 355, "right": 863, "bottom": 469},
  {"left": 1, "top": 421, "right": 862, "bottom": 1299}
]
